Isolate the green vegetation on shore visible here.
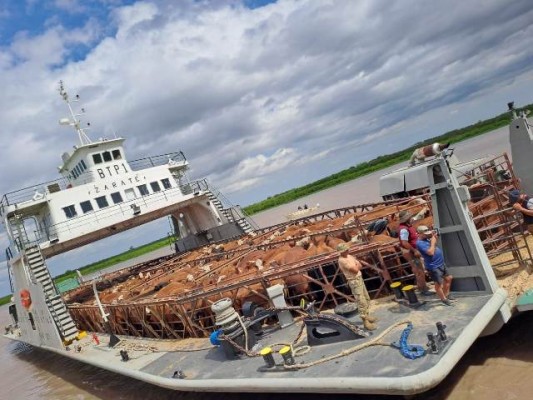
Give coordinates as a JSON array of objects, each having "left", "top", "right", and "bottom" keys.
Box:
[
  {"left": 0, "top": 294, "right": 11, "bottom": 306},
  {"left": 242, "top": 104, "right": 533, "bottom": 215}
]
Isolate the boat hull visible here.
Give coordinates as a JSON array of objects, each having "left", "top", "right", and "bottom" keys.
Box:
[{"left": 4, "top": 288, "right": 509, "bottom": 395}]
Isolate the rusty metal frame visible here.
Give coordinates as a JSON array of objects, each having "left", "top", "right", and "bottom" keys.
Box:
[{"left": 66, "top": 159, "right": 533, "bottom": 339}]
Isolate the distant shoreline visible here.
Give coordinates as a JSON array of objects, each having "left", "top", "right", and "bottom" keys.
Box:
[{"left": 243, "top": 103, "right": 532, "bottom": 215}]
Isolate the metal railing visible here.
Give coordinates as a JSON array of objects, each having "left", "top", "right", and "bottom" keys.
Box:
[
  {"left": 181, "top": 178, "right": 259, "bottom": 230},
  {"left": 1, "top": 177, "right": 71, "bottom": 210},
  {"left": 129, "top": 151, "right": 187, "bottom": 171},
  {"left": 5, "top": 247, "right": 14, "bottom": 294},
  {"left": 179, "top": 178, "right": 209, "bottom": 195},
  {"left": 0, "top": 152, "right": 187, "bottom": 212}
]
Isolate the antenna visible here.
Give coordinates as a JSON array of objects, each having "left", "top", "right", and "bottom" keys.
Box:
[{"left": 58, "top": 80, "right": 92, "bottom": 146}]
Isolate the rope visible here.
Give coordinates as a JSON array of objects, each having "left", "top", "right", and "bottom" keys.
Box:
[
  {"left": 283, "top": 319, "right": 411, "bottom": 370},
  {"left": 220, "top": 317, "right": 308, "bottom": 358}
]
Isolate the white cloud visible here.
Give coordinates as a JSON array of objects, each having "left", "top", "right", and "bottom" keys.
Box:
[
  {"left": 53, "top": 0, "right": 86, "bottom": 13},
  {"left": 112, "top": 2, "right": 159, "bottom": 39},
  {"left": 2, "top": 1, "right": 532, "bottom": 203}
]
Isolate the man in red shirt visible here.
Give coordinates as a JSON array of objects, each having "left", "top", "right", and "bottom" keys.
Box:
[{"left": 397, "top": 210, "right": 432, "bottom": 296}]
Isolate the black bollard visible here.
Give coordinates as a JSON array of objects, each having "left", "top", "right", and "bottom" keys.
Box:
[
  {"left": 401, "top": 285, "right": 419, "bottom": 305},
  {"left": 436, "top": 322, "right": 447, "bottom": 341},
  {"left": 260, "top": 347, "right": 276, "bottom": 368},
  {"left": 120, "top": 350, "right": 129, "bottom": 362},
  {"left": 172, "top": 370, "right": 185, "bottom": 379},
  {"left": 427, "top": 333, "right": 438, "bottom": 353},
  {"left": 279, "top": 346, "right": 295, "bottom": 366},
  {"left": 390, "top": 282, "right": 404, "bottom": 300}
]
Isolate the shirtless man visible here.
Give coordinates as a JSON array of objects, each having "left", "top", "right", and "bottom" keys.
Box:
[{"left": 337, "top": 243, "right": 378, "bottom": 330}]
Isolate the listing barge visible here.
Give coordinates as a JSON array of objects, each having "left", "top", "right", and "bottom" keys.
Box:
[{"left": 3, "top": 88, "right": 533, "bottom": 395}]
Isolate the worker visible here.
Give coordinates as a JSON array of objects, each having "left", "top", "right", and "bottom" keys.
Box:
[
  {"left": 397, "top": 210, "right": 433, "bottom": 296},
  {"left": 509, "top": 189, "right": 533, "bottom": 234},
  {"left": 337, "top": 243, "right": 378, "bottom": 330},
  {"left": 416, "top": 226, "right": 455, "bottom": 306}
]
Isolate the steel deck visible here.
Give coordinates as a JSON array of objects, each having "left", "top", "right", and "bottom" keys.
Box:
[{"left": 5, "top": 291, "right": 506, "bottom": 395}]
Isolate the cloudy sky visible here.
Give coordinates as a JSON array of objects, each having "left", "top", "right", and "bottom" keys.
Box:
[{"left": 1, "top": 0, "right": 533, "bottom": 295}]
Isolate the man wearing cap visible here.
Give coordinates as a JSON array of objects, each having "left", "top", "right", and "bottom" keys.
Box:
[
  {"left": 416, "top": 226, "right": 454, "bottom": 306},
  {"left": 509, "top": 189, "right": 533, "bottom": 234},
  {"left": 337, "top": 243, "right": 378, "bottom": 330},
  {"left": 397, "top": 210, "right": 432, "bottom": 296}
]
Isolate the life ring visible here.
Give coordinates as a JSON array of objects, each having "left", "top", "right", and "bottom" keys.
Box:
[{"left": 20, "top": 289, "right": 32, "bottom": 310}]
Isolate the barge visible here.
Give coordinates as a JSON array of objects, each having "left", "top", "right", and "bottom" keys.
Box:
[{"left": 2, "top": 86, "right": 533, "bottom": 395}]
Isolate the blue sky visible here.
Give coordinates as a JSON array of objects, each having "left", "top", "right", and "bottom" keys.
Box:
[{"left": 1, "top": 0, "right": 533, "bottom": 295}]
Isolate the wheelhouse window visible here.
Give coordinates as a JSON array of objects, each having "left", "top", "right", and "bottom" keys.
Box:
[
  {"left": 125, "top": 188, "right": 136, "bottom": 201},
  {"left": 111, "top": 192, "right": 123, "bottom": 204},
  {"left": 137, "top": 184, "right": 149, "bottom": 196},
  {"left": 102, "top": 151, "right": 112, "bottom": 162},
  {"left": 112, "top": 149, "right": 122, "bottom": 160},
  {"left": 161, "top": 178, "right": 171, "bottom": 189},
  {"left": 92, "top": 153, "right": 103, "bottom": 164},
  {"left": 62, "top": 205, "right": 77, "bottom": 219},
  {"left": 95, "top": 196, "right": 109, "bottom": 209},
  {"left": 80, "top": 159, "right": 87, "bottom": 170},
  {"left": 80, "top": 200, "right": 93, "bottom": 214},
  {"left": 150, "top": 181, "right": 161, "bottom": 192}
]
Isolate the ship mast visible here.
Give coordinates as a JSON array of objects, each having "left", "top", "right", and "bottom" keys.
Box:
[{"left": 58, "top": 80, "right": 92, "bottom": 146}]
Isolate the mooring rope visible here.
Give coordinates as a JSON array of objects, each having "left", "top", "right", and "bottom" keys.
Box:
[{"left": 283, "top": 319, "right": 411, "bottom": 370}]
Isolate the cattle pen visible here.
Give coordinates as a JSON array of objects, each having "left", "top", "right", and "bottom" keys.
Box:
[{"left": 64, "top": 152, "right": 532, "bottom": 340}]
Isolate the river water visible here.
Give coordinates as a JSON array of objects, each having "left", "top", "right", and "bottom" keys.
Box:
[{"left": 2, "top": 126, "right": 532, "bottom": 400}]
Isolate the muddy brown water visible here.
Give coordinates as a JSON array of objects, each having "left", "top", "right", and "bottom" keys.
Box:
[{"left": 2, "top": 127, "right": 532, "bottom": 400}]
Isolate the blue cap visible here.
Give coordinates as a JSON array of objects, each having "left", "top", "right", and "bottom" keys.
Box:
[{"left": 509, "top": 189, "right": 521, "bottom": 205}]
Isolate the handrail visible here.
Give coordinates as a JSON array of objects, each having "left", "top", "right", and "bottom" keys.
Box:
[
  {"left": 129, "top": 151, "right": 187, "bottom": 171},
  {"left": 207, "top": 182, "right": 259, "bottom": 230},
  {"left": 14, "top": 237, "right": 24, "bottom": 252},
  {"left": 0, "top": 151, "right": 187, "bottom": 209},
  {"left": 179, "top": 178, "right": 209, "bottom": 195},
  {"left": 5, "top": 248, "right": 14, "bottom": 293},
  {"left": 1, "top": 177, "right": 71, "bottom": 208},
  {"left": 5, "top": 247, "right": 12, "bottom": 261}
]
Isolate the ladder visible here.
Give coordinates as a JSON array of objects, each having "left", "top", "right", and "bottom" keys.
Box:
[
  {"left": 26, "top": 246, "right": 78, "bottom": 342},
  {"left": 206, "top": 189, "right": 256, "bottom": 234}
]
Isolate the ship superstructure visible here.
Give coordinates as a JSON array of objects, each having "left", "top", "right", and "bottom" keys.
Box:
[{"left": 1, "top": 82, "right": 255, "bottom": 348}]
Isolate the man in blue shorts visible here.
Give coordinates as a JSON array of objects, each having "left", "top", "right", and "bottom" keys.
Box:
[{"left": 416, "top": 225, "right": 454, "bottom": 306}]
